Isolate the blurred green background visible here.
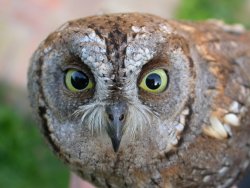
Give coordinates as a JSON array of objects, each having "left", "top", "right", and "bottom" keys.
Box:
[
  {"left": 176, "top": 0, "right": 249, "bottom": 28},
  {"left": 0, "top": 82, "right": 69, "bottom": 188},
  {"left": 0, "top": 0, "right": 249, "bottom": 188}
]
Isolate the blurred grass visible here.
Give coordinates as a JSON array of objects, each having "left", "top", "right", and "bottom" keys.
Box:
[
  {"left": 0, "top": 83, "right": 69, "bottom": 188},
  {"left": 176, "top": 0, "right": 250, "bottom": 28}
]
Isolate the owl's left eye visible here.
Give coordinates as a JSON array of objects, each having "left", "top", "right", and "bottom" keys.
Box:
[
  {"left": 139, "top": 69, "right": 168, "bottom": 93},
  {"left": 65, "top": 69, "right": 94, "bottom": 92}
]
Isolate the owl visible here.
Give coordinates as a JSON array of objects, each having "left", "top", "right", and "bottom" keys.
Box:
[{"left": 28, "top": 13, "right": 250, "bottom": 188}]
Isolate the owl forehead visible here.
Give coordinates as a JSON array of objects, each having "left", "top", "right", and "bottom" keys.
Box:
[{"left": 67, "top": 24, "right": 169, "bottom": 81}]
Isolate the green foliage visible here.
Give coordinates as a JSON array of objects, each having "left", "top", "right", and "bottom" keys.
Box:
[
  {"left": 0, "top": 88, "right": 69, "bottom": 188},
  {"left": 176, "top": 0, "right": 249, "bottom": 27}
]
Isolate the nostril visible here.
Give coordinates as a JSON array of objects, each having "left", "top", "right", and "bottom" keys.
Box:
[
  {"left": 119, "top": 114, "right": 125, "bottom": 121},
  {"left": 108, "top": 114, "right": 114, "bottom": 121}
]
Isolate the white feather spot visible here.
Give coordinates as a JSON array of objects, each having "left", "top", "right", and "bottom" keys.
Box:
[
  {"left": 203, "top": 175, "right": 211, "bottom": 183},
  {"left": 203, "top": 116, "right": 228, "bottom": 139},
  {"left": 175, "top": 123, "right": 184, "bottom": 133},
  {"left": 181, "top": 108, "right": 190, "bottom": 115},
  {"left": 210, "top": 116, "right": 228, "bottom": 138},
  {"left": 131, "top": 26, "right": 141, "bottom": 33},
  {"left": 229, "top": 101, "right": 240, "bottom": 113},
  {"left": 223, "top": 113, "right": 240, "bottom": 127},
  {"left": 218, "top": 166, "right": 229, "bottom": 176},
  {"left": 180, "top": 115, "right": 186, "bottom": 125},
  {"left": 159, "top": 23, "right": 173, "bottom": 34}
]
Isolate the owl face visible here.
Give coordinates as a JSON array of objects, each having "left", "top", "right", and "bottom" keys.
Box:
[{"left": 29, "top": 13, "right": 195, "bottom": 164}]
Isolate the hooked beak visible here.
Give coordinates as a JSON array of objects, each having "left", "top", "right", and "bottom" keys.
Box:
[{"left": 105, "top": 102, "right": 128, "bottom": 152}]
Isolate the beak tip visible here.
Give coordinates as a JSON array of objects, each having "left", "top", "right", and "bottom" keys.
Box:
[{"left": 111, "top": 138, "right": 121, "bottom": 152}]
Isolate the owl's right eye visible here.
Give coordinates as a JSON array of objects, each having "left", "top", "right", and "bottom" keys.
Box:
[
  {"left": 139, "top": 69, "right": 169, "bottom": 94},
  {"left": 65, "top": 69, "right": 94, "bottom": 92}
]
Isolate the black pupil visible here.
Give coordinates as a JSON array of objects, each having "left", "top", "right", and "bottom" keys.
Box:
[
  {"left": 146, "top": 73, "right": 161, "bottom": 90},
  {"left": 71, "top": 71, "right": 89, "bottom": 90}
]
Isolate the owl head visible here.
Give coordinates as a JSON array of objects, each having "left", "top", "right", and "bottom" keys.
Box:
[{"left": 28, "top": 13, "right": 195, "bottom": 173}]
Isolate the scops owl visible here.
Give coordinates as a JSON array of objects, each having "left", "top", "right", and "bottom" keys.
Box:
[{"left": 28, "top": 13, "right": 250, "bottom": 188}]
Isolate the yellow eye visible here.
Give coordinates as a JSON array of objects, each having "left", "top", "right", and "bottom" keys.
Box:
[
  {"left": 139, "top": 69, "right": 168, "bottom": 93},
  {"left": 65, "top": 69, "right": 94, "bottom": 92}
]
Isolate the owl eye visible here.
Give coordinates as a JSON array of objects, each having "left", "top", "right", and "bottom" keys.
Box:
[
  {"left": 65, "top": 69, "right": 94, "bottom": 92},
  {"left": 139, "top": 69, "right": 168, "bottom": 93}
]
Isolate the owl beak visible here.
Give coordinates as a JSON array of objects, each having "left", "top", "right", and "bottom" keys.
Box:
[{"left": 105, "top": 102, "right": 128, "bottom": 152}]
